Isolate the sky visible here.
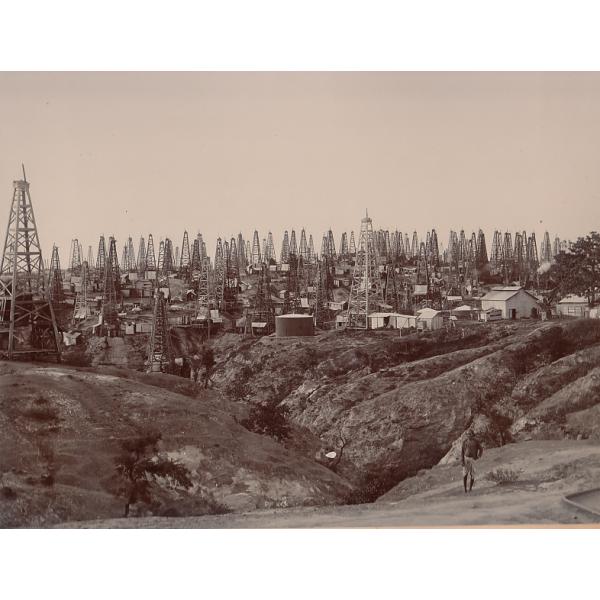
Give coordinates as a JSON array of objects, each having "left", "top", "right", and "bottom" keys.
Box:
[{"left": 1, "top": 72, "right": 599, "bottom": 264}]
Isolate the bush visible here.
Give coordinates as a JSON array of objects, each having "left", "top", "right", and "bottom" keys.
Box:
[
  {"left": 240, "top": 403, "right": 291, "bottom": 442},
  {"left": 22, "top": 404, "right": 59, "bottom": 422},
  {"left": 1, "top": 486, "right": 17, "bottom": 499},
  {"left": 485, "top": 468, "right": 521, "bottom": 484}
]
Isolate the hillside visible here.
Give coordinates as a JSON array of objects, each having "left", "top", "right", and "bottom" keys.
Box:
[
  {"left": 0, "top": 361, "right": 352, "bottom": 528},
  {"left": 57, "top": 440, "right": 600, "bottom": 527},
  {"left": 211, "top": 319, "right": 600, "bottom": 501}
]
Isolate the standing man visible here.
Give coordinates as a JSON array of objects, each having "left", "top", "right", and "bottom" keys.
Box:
[{"left": 461, "top": 430, "right": 483, "bottom": 493}]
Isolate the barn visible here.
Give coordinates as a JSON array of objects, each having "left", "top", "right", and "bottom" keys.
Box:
[{"left": 480, "top": 286, "right": 541, "bottom": 319}]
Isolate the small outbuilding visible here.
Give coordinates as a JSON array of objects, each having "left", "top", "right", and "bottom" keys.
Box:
[
  {"left": 556, "top": 295, "right": 590, "bottom": 318},
  {"left": 416, "top": 308, "right": 444, "bottom": 331},
  {"left": 480, "top": 286, "right": 541, "bottom": 320}
]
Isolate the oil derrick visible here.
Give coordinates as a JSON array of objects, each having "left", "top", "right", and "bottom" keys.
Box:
[
  {"left": 237, "top": 233, "right": 247, "bottom": 271},
  {"left": 299, "top": 229, "right": 309, "bottom": 263},
  {"left": 164, "top": 238, "right": 175, "bottom": 274},
  {"left": 126, "top": 236, "right": 136, "bottom": 273},
  {"left": 179, "top": 230, "right": 191, "bottom": 282},
  {"left": 349, "top": 231, "right": 357, "bottom": 256},
  {"left": 73, "top": 260, "right": 90, "bottom": 322},
  {"left": 383, "top": 262, "right": 402, "bottom": 312},
  {"left": 282, "top": 253, "right": 301, "bottom": 314},
  {"left": 476, "top": 229, "right": 489, "bottom": 272},
  {"left": 466, "top": 233, "right": 478, "bottom": 285},
  {"left": 281, "top": 230, "right": 290, "bottom": 264},
  {"left": 326, "top": 229, "right": 336, "bottom": 260},
  {"left": 69, "top": 238, "right": 82, "bottom": 277},
  {"left": 527, "top": 233, "right": 540, "bottom": 286},
  {"left": 410, "top": 232, "right": 419, "bottom": 260},
  {"left": 48, "top": 245, "right": 65, "bottom": 304},
  {"left": 540, "top": 231, "right": 552, "bottom": 264},
  {"left": 175, "top": 246, "right": 180, "bottom": 270},
  {"left": 223, "top": 237, "right": 240, "bottom": 311},
  {"left": 213, "top": 238, "right": 225, "bottom": 310},
  {"left": 289, "top": 229, "right": 298, "bottom": 257},
  {"left": 403, "top": 233, "right": 410, "bottom": 258},
  {"left": 313, "top": 259, "right": 333, "bottom": 328},
  {"left": 0, "top": 172, "right": 61, "bottom": 359},
  {"left": 251, "top": 230, "right": 261, "bottom": 267},
  {"left": 552, "top": 236, "right": 562, "bottom": 258},
  {"left": 137, "top": 236, "right": 146, "bottom": 278},
  {"left": 147, "top": 290, "right": 173, "bottom": 374},
  {"left": 346, "top": 212, "right": 381, "bottom": 329},
  {"left": 157, "top": 240, "right": 165, "bottom": 275},
  {"left": 190, "top": 237, "right": 202, "bottom": 286},
  {"left": 245, "top": 240, "right": 251, "bottom": 267},
  {"left": 513, "top": 232, "right": 528, "bottom": 286},
  {"left": 145, "top": 234, "right": 157, "bottom": 274},
  {"left": 196, "top": 257, "right": 212, "bottom": 311},
  {"left": 96, "top": 235, "right": 107, "bottom": 287},
  {"left": 120, "top": 243, "right": 128, "bottom": 273},
  {"left": 265, "top": 231, "right": 276, "bottom": 264},
  {"left": 320, "top": 234, "right": 328, "bottom": 259},
  {"left": 490, "top": 230, "right": 503, "bottom": 273},
  {"left": 429, "top": 229, "right": 440, "bottom": 270},
  {"left": 101, "top": 236, "right": 121, "bottom": 335},
  {"left": 308, "top": 234, "right": 315, "bottom": 262},
  {"left": 250, "top": 265, "right": 275, "bottom": 334},
  {"left": 87, "top": 245, "right": 95, "bottom": 272},
  {"left": 339, "top": 232, "right": 349, "bottom": 260}
]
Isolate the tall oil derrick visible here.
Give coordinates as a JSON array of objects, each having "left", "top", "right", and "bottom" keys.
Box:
[
  {"left": 196, "top": 256, "right": 212, "bottom": 311},
  {"left": 223, "top": 237, "right": 240, "bottom": 311},
  {"left": 157, "top": 240, "right": 165, "bottom": 274},
  {"left": 402, "top": 233, "right": 410, "bottom": 258},
  {"left": 299, "top": 228, "right": 309, "bottom": 263},
  {"left": 164, "top": 238, "right": 175, "bottom": 274},
  {"left": 121, "top": 243, "right": 128, "bottom": 273},
  {"left": 145, "top": 234, "right": 157, "bottom": 274},
  {"left": 101, "top": 236, "right": 121, "bottom": 335},
  {"left": 213, "top": 238, "right": 225, "bottom": 310},
  {"left": 245, "top": 239, "right": 251, "bottom": 266},
  {"left": 280, "top": 230, "right": 290, "bottom": 264},
  {"left": 349, "top": 231, "right": 357, "bottom": 256},
  {"left": 69, "top": 238, "right": 82, "bottom": 277},
  {"left": 409, "top": 231, "right": 419, "bottom": 260},
  {"left": 237, "top": 233, "right": 247, "bottom": 271},
  {"left": 527, "top": 233, "right": 540, "bottom": 286},
  {"left": 48, "top": 245, "right": 65, "bottom": 304},
  {"left": 86, "top": 245, "right": 95, "bottom": 271},
  {"left": 0, "top": 171, "right": 62, "bottom": 360},
  {"left": 326, "top": 229, "right": 336, "bottom": 260},
  {"left": 96, "top": 235, "right": 107, "bottom": 287},
  {"left": 282, "top": 253, "right": 301, "bottom": 314},
  {"left": 174, "top": 246, "right": 180, "bottom": 270},
  {"left": 346, "top": 212, "right": 381, "bottom": 329},
  {"left": 147, "top": 290, "right": 173, "bottom": 374},
  {"left": 126, "top": 236, "right": 137, "bottom": 273},
  {"left": 540, "top": 231, "right": 552, "bottom": 264},
  {"left": 190, "top": 237, "right": 202, "bottom": 286},
  {"left": 250, "top": 230, "right": 261, "bottom": 267},
  {"left": 178, "top": 230, "right": 191, "bottom": 282},
  {"left": 308, "top": 234, "right": 315, "bottom": 262},
  {"left": 265, "top": 231, "right": 276, "bottom": 264},
  {"left": 466, "top": 233, "right": 479, "bottom": 285},
  {"left": 490, "top": 230, "right": 503, "bottom": 273},
  {"left": 250, "top": 265, "right": 275, "bottom": 334},
  {"left": 312, "top": 259, "right": 327, "bottom": 328},
  {"left": 137, "top": 236, "right": 146, "bottom": 278},
  {"left": 320, "top": 234, "right": 328, "bottom": 259},
  {"left": 513, "top": 231, "right": 527, "bottom": 286},
  {"left": 287, "top": 229, "right": 296, "bottom": 258},
  {"left": 429, "top": 229, "right": 440, "bottom": 271},
  {"left": 339, "top": 232, "right": 349, "bottom": 259},
  {"left": 476, "top": 229, "right": 489, "bottom": 271},
  {"left": 73, "top": 260, "right": 90, "bottom": 322}
]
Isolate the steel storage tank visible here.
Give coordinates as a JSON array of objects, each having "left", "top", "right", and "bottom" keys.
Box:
[{"left": 275, "top": 314, "right": 314, "bottom": 337}]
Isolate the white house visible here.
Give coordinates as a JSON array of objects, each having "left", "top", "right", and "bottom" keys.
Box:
[
  {"left": 480, "top": 286, "right": 541, "bottom": 319},
  {"left": 556, "top": 295, "right": 589, "bottom": 318},
  {"left": 416, "top": 307, "right": 444, "bottom": 331}
]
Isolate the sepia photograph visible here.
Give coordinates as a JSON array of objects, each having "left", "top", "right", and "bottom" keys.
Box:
[
  {"left": 1, "top": 71, "right": 599, "bottom": 529},
  {"left": 1, "top": 2, "right": 599, "bottom": 598}
]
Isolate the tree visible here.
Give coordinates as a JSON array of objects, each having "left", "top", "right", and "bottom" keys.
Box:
[
  {"left": 240, "top": 403, "right": 291, "bottom": 442},
  {"left": 549, "top": 232, "right": 600, "bottom": 306},
  {"left": 200, "top": 346, "right": 216, "bottom": 389},
  {"left": 114, "top": 431, "right": 193, "bottom": 517}
]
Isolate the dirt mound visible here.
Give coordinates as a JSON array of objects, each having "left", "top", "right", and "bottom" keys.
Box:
[{"left": 0, "top": 361, "right": 352, "bottom": 527}]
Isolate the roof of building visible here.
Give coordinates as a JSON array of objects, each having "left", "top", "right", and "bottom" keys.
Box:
[
  {"left": 417, "top": 308, "right": 441, "bottom": 318},
  {"left": 558, "top": 295, "right": 588, "bottom": 304},
  {"left": 481, "top": 286, "right": 541, "bottom": 304}
]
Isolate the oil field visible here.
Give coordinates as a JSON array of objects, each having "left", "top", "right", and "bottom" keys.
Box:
[{"left": 1, "top": 164, "right": 600, "bottom": 528}]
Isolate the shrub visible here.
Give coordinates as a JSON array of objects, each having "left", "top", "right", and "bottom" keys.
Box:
[
  {"left": 485, "top": 468, "right": 521, "bottom": 484},
  {"left": 22, "top": 405, "right": 59, "bottom": 422},
  {"left": 1, "top": 486, "right": 17, "bottom": 499},
  {"left": 240, "top": 403, "right": 291, "bottom": 442}
]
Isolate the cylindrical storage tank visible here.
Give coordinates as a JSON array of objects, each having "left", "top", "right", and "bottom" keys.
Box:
[{"left": 275, "top": 314, "right": 314, "bottom": 337}]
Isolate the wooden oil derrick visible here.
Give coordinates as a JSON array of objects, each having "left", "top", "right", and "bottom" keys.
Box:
[
  {"left": 251, "top": 230, "right": 261, "bottom": 267},
  {"left": 282, "top": 253, "right": 301, "bottom": 314},
  {"left": 476, "top": 229, "right": 489, "bottom": 272},
  {"left": 224, "top": 237, "right": 240, "bottom": 311},
  {"left": 299, "top": 229, "right": 309, "bottom": 263},
  {"left": 121, "top": 243, "right": 128, "bottom": 273},
  {"left": 100, "top": 236, "right": 121, "bottom": 336},
  {"left": 250, "top": 265, "right": 275, "bottom": 334},
  {"left": 326, "top": 229, "right": 336, "bottom": 260},
  {"left": 164, "top": 238, "right": 175, "bottom": 274},
  {"left": 174, "top": 246, "right": 180, "bottom": 269},
  {"left": 0, "top": 170, "right": 61, "bottom": 360},
  {"left": 69, "top": 238, "right": 82, "bottom": 277},
  {"left": 73, "top": 260, "right": 90, "bottom": 323},
  {"left": 245, "top": 239, "right": 251, "bottom": 267},
  {"left": 48, "top": 245, "right": 65, "bottom": 304},
  {"left": 552, "top": 236, "right": 562, "bottom": 258},
  {"left": 281, "top": 230, "right": 290, "bottom": 265},
  {"left": 490, "top": 230, "right": 503, "bottom": 273},
  {"left": 126, "top": 236, "right": 137, "bottom": 273},
  {"left": 410, "top": 231, "right": 419, "bottom": 259},
  {"left": 429, "top": 229, "right": 440, "bottom": 271},
  {"left": 237, "top": 233, "right": 246, "bottom": 272},
  {"left": 308, "top": 234, "right": 315, "bottom": 262},
  {"left": 86, "top": 245, "right": 95, "bottom": 273},
  {"left": 346, "top": 212, "right": 382, "bottom": 329},
  {"left": 145, "top": 234, "right": 157, "bottom": 275},
  {"left": 289, "top": 229, "right": 298, "bottom": 257},
  {"left": 190, "top": 237, "right": 202, "bottom": 287},
  {"left": 196, "top": 256, "right": 212, "bottom": 312},
  {"left": 403, "top": 233, "right": 410, "bottom": 259},
  {"left": 527, "top": 233, "right": 540, "bottom": 287},
  {"left": 156, "top": 240, "right": 165, "bottom": 276},
  {"left": 265, "top": 231, "right": 276, "bottom": 264},
  {"left": 96, "top": 235, "right": 107, "bottom": 274},
  {"left": 179, "top": 230, "right": 192, "bottom": 283},
  {"left": 349, "top": 231, "right": 357, "bottom": 257},
  {"left": 137, "top": 236, "right": 146, "bottom": 278},
  {"left": 313, "top": 259, "right": 330, "bottom": 329},
  {"left": 339, "top": 232, "right": 349, "bottom": 260},
  {"left": 147, "top": 290, "right": 173, "bottom": 373},
  {"left": 540, "top": 231, "right": 553, "bottom": 264},
  {"left": 383, "top": 262, "right": 402, "bottom": 313},
  {"left": 213, "top": 238, "right": 225, "bottom": 310}
]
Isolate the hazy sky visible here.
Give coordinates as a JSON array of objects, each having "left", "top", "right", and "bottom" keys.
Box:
[{"left": 1, "top": 72, "right": 599, "bottom": 263}]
